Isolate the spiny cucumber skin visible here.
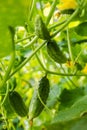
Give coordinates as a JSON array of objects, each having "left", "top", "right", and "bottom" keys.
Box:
[
  {"left": 9, "top": 91, "right": 28, "bottom": 117},
  {"left": 29, "top": 76, "right": 50, "bottom": 120},
  {"left": 35, "top": 15, "right": 51, "bottom": 40},
  {"left": 47, "top": 40, "right": 67, "bottom": 63}
]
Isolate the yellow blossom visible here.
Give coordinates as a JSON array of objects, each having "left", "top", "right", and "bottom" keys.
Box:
[
  {"left": 58, "top": 0, "right": 78, "bottom": 10},
  {"left": 82, "top": 64, "right": 87, "bottom": 74},
  {"left": 66, "top": 60, "right": 74, "bottom": 68}
]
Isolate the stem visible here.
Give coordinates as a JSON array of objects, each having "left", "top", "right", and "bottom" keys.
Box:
[
  {"left": 39, "top": 0, "right": 44, "bottom": 17},
  {"left": 60, "top": 64, "right": 77, "bottom": 88},
  {"left": 74, "top": 43, "right": 87, "bottom": 64},
  {"left": 0, "top": 53, "right": 15, "bottom": 89},
  {"left": 37, "top": 89, "right": 51, "bottom": 112},
  {"left": 46, "top": 70, "right": 87, "bottom": 76},
  {"left": 24, "top": 36, "right": 38, "bottom": 48},
  {"left": 0, "top": 61, "right": 6, "bottom": 73},
  {"left": 46, "top": 0, "right": 57, "bottom": 25},
  {"left": 28, "top": 0, "right": 36, "bottom": 21},
  {"left": 69, "top": 78, "right": 78, "bottom": 88},
  {"left": 9, "top": 41, "right": 46, "bottom": 79},
  {"left": 67, "top": 28, "right": 74, "bottom": 63},
  {"left": 49, "top": 20, "right": 66, "bottom": 30},
  {"left": 73, "top": 39, "right": 87, "bottom": 44},
  {"left": 1, "top": 82, "right": 9, "bottom": 106},
  {"left": 51, "top": 7, "right": 80, "bottom": 37},
  {"left": 22, "top": 50, "right": 87, "bottom": 77},
  {"left": 15, "top": 34, "right": 35, "bottom": 44},
  {"left": 35, "top": 53, "right": 47, "bottom": 72}
]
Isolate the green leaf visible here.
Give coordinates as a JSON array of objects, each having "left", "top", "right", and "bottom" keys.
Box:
[
  {"left": 52, "top": 95, "right": 87, "bottom": 123},
  {"left": 45, "top": 116, "right": 87, "bottom": 130},
  {"left": 75, "top": 22, "right": 87, "bottom": 36},
  {"left": 0, "top": 0, "right": 28, "bottom": 58},
  {"left": 58, "top": 87, "right": 85, "bottom": 110},
  {"left": 47, "top": 85, "right": 63, "bottom": 109}
]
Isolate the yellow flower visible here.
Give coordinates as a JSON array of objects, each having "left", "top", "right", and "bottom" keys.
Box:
[
  {"left": 82, "top": 64, "right": 87, "bottom": 74},
  {"left": 66, "top": 60, "right": 74, "bottom": 68},
  {"left": 58, "top": 0, "right": 78, "bottom": 10}
]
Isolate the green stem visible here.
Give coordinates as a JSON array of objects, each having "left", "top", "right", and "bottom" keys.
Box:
[
  {"left": 21, "top": 50, "right": 87, "bottom": 77},
  {"left": 69, "top": 78, "right": 78, "bottom": 88},
  {"left": 46, "top": 70, "right": 87, "bottom": 76},
  {"left": 74, "top": 43, "right": 87, "bottom": 64},
  {"left": 60, "top": 64, "right": 77, "bottom": 88},
  {"left": 0, "top": 51, "right": 15, "bottom": 89},
  {"left": 9, "top": 41, "right": 46, "bottom": 79},
  {"left": 1, "top": 82, "right": 9, "bottom": 106},
  {"left": 67, "top": 28, "right": 74, "bottom": 63},
  {"left": 24, "top": 36, "right": 38, "bottom": 48},
  {"left": 15, "top": 34, "right": 35, "bottom": 44},
  {"left": 37, "top": 88, "right": 51, "bottom": 112},
  {"left": 51, "top": 7, "right": 80, "bottom": 37},
  {"left": 0, "top": 61, "right": 6, "bottom": 73},
  {"left": 28, "top": 0, "right": 36, "bottom": 21},
  {"left": 49, "top": 20, "right": 66, "bottom": 30},
  {"left": 35, "top": 53, "right": 47, "bottom": 72},
  {"left": 73, "top": 39, "right": 87, "bottom": 44},
  {"left": 46, "top": 0, "right": 57, "bottom": 25},
  {"left": 39, "top": 0, "right": 44, "bottom": 17}
]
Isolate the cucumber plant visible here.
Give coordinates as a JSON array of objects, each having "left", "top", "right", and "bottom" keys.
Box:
[{"left": 0, "top": 0, "right": 87, "bottom": 129}]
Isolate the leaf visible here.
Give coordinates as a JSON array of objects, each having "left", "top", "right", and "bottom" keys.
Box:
[
  {"left": 58, "top": 87, "right": 85, "bottom": 110},
  {"left": 75, "top": 22, "right": 87, "bottom": 36},
  {"left": 0, "top": 0, "right": 28, "bottom": 58},
  {"left": 44, "top": 116, "right": 87, "bottom": 130},
  {"left": 52, "top": 95, "right": 87, "bottom": 124},
  {"left": 47, "top": 85, "right": 63, "bottom": 109}
]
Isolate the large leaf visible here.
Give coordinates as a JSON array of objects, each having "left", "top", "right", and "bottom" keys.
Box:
[
  {"left": 52, "top": 95, "right": 87, "bottom": 123},
  {"left": 0, "top": 0, "right": 28, "bottom": 58},
  {"left": 58, "top": 87, "right": 85, "bottom": 110},
  {"left": 44, "top": 116, "right": 87, "bottom": 130}
]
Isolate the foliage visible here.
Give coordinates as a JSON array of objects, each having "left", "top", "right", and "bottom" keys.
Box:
[{"left": 0, "top": 0, "right": 87, "bottom": 129}]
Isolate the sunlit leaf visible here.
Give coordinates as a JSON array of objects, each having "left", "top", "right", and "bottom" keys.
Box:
[{"left": 0, "top": 0, "right": 28, "bottom": 58}]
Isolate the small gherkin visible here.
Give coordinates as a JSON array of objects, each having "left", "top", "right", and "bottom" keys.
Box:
[
  {"left": 35, "top": 15, "right": 51, "bottom": 40},
  {"left": 47, "top": 40, "right": 67, "bottom": 63},
  {"left": 9, "top": 91, "right": 28, "bottom": 117},
  {"left": 29, "top": 76, "right": 50, "bottom": 120}
]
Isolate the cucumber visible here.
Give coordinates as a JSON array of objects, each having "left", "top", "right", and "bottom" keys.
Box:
[
  {"left": 3, "top": 93, "right": 16, "bottom": 118},
  {"left": 29, "top": 76, "right": 50, "bottom": 120},
  {"left": 35, "top": 15, "right": 51, "bottom": 40},
  {"left": 47, "top": 40, "right": 67, "bottom": 63},
  {"left": 9, "top": 91, "right": 28, "bottom": 117}
]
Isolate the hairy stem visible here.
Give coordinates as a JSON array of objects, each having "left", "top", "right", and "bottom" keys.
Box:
[{"left": 46, "top": 0, "right": 57, "bottom": 25}]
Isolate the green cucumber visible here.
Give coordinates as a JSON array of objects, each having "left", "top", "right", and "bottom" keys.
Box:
[
  {"left": 35, "top": 15, "right": 51, "bottom": 40},
  {"left": 3, "top": 93, "right": 16, "bottom": 118},
  {"left": 29, "top": 76, "right": 50, "bottom": 120},
  {"left": 47, "top": 40, "right": 67, "bottom": 63},
  {"left": 9, "top": 91, "right": 28, "bottom": 117}
]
